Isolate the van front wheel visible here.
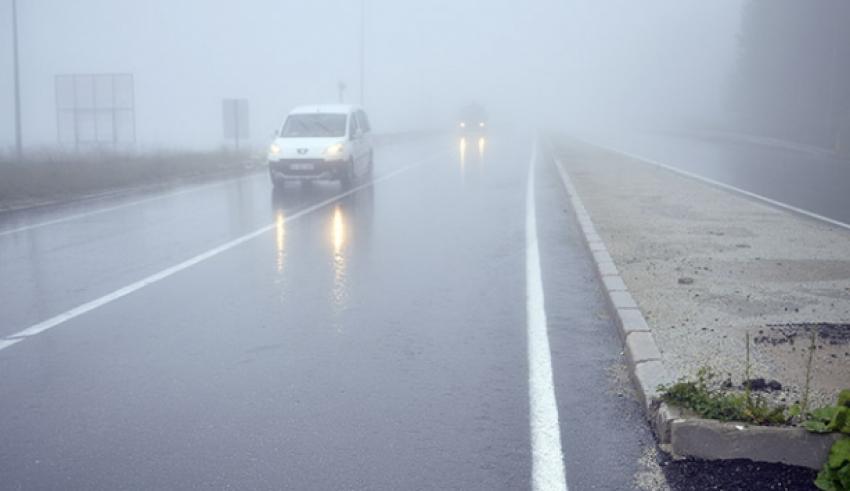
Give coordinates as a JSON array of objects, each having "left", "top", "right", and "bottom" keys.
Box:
[
  {"left": 340, "top": 159, "right": 356, "bottom": 189},
  {"left": 366, "top": 152, "right": 374, "bottom": 177}
]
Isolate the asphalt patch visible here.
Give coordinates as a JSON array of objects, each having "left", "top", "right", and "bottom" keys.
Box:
[
  {"left": 661, "top": 457, "right": 818, "bottom": 491},
  {"left": 754, "top": 323, "right": 850, "bottom": 347},
  {"left": 742, "top": 378, "right": 783, "bottom": 392}
]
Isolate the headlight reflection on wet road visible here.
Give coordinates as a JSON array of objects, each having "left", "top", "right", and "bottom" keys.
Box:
[
  {"left": 275, "top": 209, "right": 286, "bottom": 273},
  {"left": 330, "top": 204, "right": 348, "bottom": 312},
  {"left": 458, "top": 136, "right": 486, "bottom": 180},
  {"left": 459, "top": 136, "right": 468, "bottom": 175}
]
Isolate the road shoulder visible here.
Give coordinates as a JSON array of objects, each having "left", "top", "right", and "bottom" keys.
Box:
[{"left": 547, "top": 134, "right": 849, "bottom": 471}]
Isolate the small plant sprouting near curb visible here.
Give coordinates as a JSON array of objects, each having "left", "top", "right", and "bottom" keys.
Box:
[
  {"left": 815, "top": 438, "right": 850, "bottom": 491},
  {"left": 658, "top": 332, "right": 786, "bottom": 426},
  {"left": 657, "top": 367, "right": 787, "bottom": 426},
  {"left": 657, "top": 329, "right": 849, "bottom": 490},
  {"left": 802, "top": 390, "right": 850, "bottom": 434},
  {"left": 787, "top": 329, "right": 820, "bottom": 424},
  {"left": 660, "top": 329, "right": 827, "bottom": 427},
  {"left": 801, "top": 389, "right": 850, "bottom": 491},
  {"left": 802, "top": 330, "right": 818, "bottom": 417}
]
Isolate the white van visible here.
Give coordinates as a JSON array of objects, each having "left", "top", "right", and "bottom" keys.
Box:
[{"left": 268, "top": 105, "right": 373, "bottom": 188}]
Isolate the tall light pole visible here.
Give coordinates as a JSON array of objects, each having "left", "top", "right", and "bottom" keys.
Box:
[
  {"left": 12, "top": 0, "right": 23, "bottom": 159},
  {"left": 359, "top": 0, "right": 365, "bottom": 107}
]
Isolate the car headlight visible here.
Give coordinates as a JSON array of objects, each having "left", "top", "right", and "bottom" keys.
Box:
[
  {"left": 325, "top": 143, "right": 345, "bottom": 157},
  {"left": 459, "top": 122, "right": 466, "bottom": 128},
  {"left": 269, "top": 143, "right": 281, "bottom": 155},
  {"left": 479, "top": 122, "right": 486, "bottom": 128}
]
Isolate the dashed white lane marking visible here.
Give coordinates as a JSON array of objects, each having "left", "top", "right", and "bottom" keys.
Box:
[
  {"left": 0, "top": 156, "right": 438, "bottom": 352},
  {"left": 526, "top": 140, "right": 569, "bottom": 491},
  {"left": 0, "top": 339, "right": 22, "bottom": 351},
  {"left": 0, "top": 175, "right": 259, "bottom": 238},
  {"left": 577, "top": 138, "right": 850, "bottom": 232}
]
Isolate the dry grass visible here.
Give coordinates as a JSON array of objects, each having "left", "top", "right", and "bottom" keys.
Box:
[{"left": 0, "top": 149, "right": 257, "bottom": 209}]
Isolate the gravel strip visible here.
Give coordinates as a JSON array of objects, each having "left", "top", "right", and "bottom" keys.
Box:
[{"left": 552, "top": 137, "right": 850, "bottom": 410}]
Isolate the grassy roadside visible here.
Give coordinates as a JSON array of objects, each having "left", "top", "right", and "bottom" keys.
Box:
[{"left": 0, "top": 149, "right": 262, "bottom": 211}]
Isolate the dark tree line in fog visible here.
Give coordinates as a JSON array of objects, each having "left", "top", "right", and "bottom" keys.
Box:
[{"left": 730, "top": 0, "right": 850, "bottom": 154}]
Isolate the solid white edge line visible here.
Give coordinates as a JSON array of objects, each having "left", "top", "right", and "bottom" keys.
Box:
[
  {"left": 574, "top": 137, "right": 850, "bottom": 232},
  {"left": 0, "top": 174, "right": 261, "bottom": 238},
  {"left": 526, "top": 140, "right": 569, "bottom": 491},
  {"left": 0, "top": 156, "right": 438, "bottom": 351}
]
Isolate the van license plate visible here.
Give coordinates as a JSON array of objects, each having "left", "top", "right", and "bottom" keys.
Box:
[{"left": 290, "top": 163, "right": 314, "bottom": 171}]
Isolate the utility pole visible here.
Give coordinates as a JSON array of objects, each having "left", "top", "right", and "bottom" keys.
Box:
[
  {"left": 359, "top": 0, "right": 365, "bottom": 107},
  {"left": 12, "top": 0, "right": 23, "bottom": 160}
]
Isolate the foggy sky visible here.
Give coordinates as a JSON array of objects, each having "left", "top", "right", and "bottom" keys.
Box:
[{"left": 0, "top": 0, "right": 744, "bottom": 151}]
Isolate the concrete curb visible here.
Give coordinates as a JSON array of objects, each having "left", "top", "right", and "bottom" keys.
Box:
[
  {"left": 550, "top": 154, "right": 673, "bottom": 413},
  {"left": 549, "top": 150, "right": 838, "bottom": 471},
  {"left": 670, "top": 418, "right": 842, "bottom": 470}
]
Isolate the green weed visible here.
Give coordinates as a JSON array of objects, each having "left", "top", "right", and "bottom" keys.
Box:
[
  {"left": 803, "top": 390, "right": 850, "bottom": 491},
  {"left": 658, "top": 367, "right": 787, "bottom": 426}
]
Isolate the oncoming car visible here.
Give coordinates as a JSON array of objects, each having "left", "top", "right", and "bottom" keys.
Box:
[
  {"left": 457, "top": 103, "right": 488, "bottom": 134},
  {"left": 268, "top": 105, "right": 373, "bottom": 189}
]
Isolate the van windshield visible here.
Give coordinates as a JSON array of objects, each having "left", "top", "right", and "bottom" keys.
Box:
[{"left": 281, "top": 114, "right": 347, "bottom": 138}]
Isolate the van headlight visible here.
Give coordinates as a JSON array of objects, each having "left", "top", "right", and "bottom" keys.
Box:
[
  {"left": 269, "top": 143, "right": 281, "bottom": 155},
  {"left": 325, "top": 143, "right": 345, "bottom": 157}
]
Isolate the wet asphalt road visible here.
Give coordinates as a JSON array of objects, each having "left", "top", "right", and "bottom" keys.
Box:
[
  {"left": 587, "top": 131, "right": 850, "bottom": 225},
  {"left": 0, "top": 135, "right": 655, "bottom": 490}
]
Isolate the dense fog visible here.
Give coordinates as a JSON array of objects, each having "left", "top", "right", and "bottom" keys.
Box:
[{"left": 1, "top": 1, "right": 848, "bottom": 151}]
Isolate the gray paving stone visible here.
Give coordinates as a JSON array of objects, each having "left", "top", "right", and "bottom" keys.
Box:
[
  {"left": 602, "top": 275, "right": 626, "bottom": 292},
  {"left": 597, "top": 261, "right": 619, "bottom": 277},
  {"left": 625, "top": 331, "right": 662, "bottom": 366},
  {"left": 616, "top": 308, "right": 650, "bottom": 339},
  {"left": 589, "top": 241, "right": 607, "bottom": 253},
  {"left": 630, "top": 360, "right": 672, "bottom": 411},
  {"left": 592, "top": 249, "right": 613, "bottom": 264},
  {"left": 609, "top": 290, "right": 637, "bottom": 309}
]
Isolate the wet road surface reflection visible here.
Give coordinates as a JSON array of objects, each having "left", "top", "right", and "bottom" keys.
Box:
[
  {"left": 274, "top": 209, "right": 286, "bottom": 274},
  {"left": 331, "top": 204, "right": 348, "bottom": 311},
  {"left": 270, "top": 183, "right": 374, "bottom": 321},
  {"left": 459, "top": 136, "right": 467, "bottom": 174},
  {"left": 458, "top": 136, "right": 487, "bottom": 182},
  {"left": 0, "top": 134, "right": 659, "bottom": 489}
]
